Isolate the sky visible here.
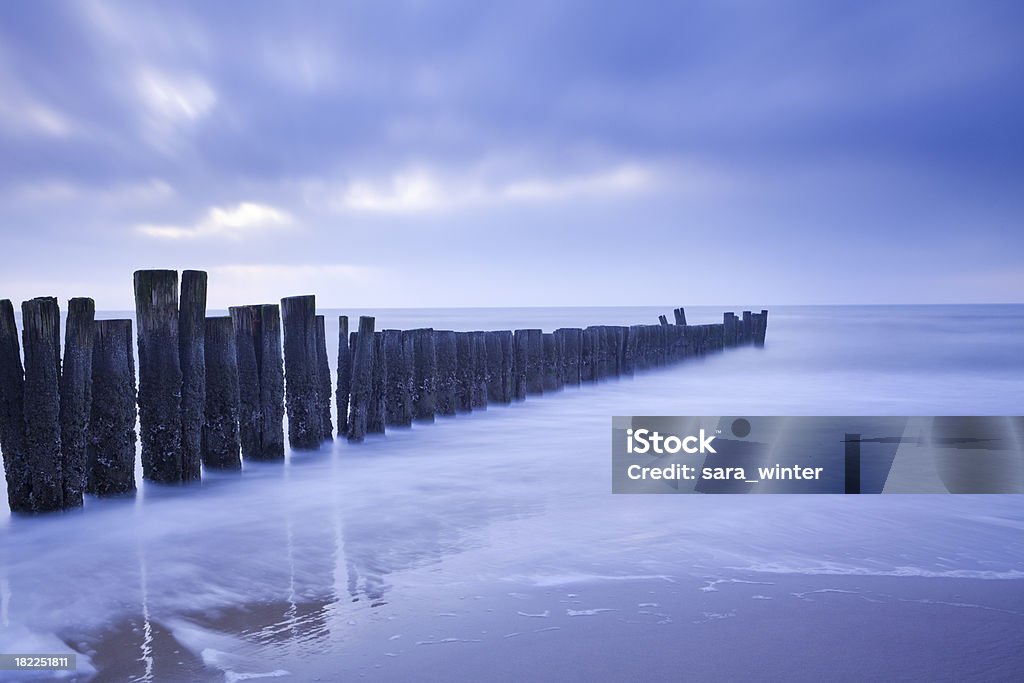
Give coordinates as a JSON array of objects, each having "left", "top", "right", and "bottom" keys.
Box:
[{"left": 0, "top": 0, "right": 1022, "bottom": 309}]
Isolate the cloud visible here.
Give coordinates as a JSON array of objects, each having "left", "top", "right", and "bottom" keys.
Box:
[
  {"left": 133, "top": 66, "right": 216, "bottom": 152},
  {"left": 331, "top": 163, "right": 662, "bottom": 214},
  {"left": 136, "top": 201, "right": 293, "bottom": 240}
]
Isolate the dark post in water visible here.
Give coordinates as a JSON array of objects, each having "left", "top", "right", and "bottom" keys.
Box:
[
  {"left": 315, "top": 315, "right": 334, "bottom": 440},
  {"left": 348, "top": 316, "right": 375, "bottom": 442},
  {"left": 230, "top": 304, "right": 285, "bottom": 460},
  {"left": 179, "top": 270, "right": 207, "bottom": 482},
  {"left": 134, "top": 270, "right": 184, "bottom": 483},
  {"left": 410, "top": 328, "right": 437, "bottom": 422},
  {"left": 202, "top": 317, "right": 241, "bottom": 470},
  {"left": 59, "top": 297, "right": 95, "bottom": 508},
  {"left": 0, "top": 300, "right": 29, "bottom": 513},
  {"left": 281, "top": 295, "right": 323, "bottom": 450},
  {"left": 336, "top": 316, "right": 351, "bottom": 436},
  {"left": 88, "top": 319, "right": 137, "bottom": 496},
  {"left": 22, "top": 297, "right": 63, "bottom": 512}
]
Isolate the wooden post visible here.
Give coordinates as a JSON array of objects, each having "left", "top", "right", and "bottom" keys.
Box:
[
  {"left": 367, "top": 331, "right": 386, "bottom": 434},
  {"left": 229, "top": 304, "right": 285, "bottom": 460},
  {"left": 579, "top": 327, "right": 595, "bottom": 382},
  {"left": 513, "top": 330, "right": 530, "bottom": 399},
  {"left": 0, "top": 299, "right": 30, "bottom": 513},
  {"left": 201, "top": 317, "right": 241, "bottom": 470},
  {"left": 710, "top": 323, "right": 725, "bottom": 351},
  {"left": 845, "top": 434, "right": 861, "bottom": 494},
  {"left": 384, "top": 329, "right": 412, "bottom": 427},
  {"left": 723, "top": 313, "right": 737, "bottom": 347},
  {"left": 741, "top": 311, "right": 753, "bottom": 345},
  {"left": 524, "top": 329, "right": 544, "bottom": 395},
  {"left": 281, "top": 295, "right": 323, "bottom": 450},
  {"left": 336, "top": 316, "right": 350, "bottom": 436},
  {"left": 485, "top": 330, "right": 513, "bottom": 403},
  {"left": 410, "top": 328, "right": 436, "bottom": 422},
  {"left": 347, "top": 316, "right": 374, "bottom": 442},
  {"left": 556, "top": 328, "right": 581, "bottom": 386},
  {"left": 622, "top": 326, "right": 639, "bottom": 376},
  {"left": 471, "top": 331, "right": 488, "bottom": 410},
  {"left": 612, "top": 326, "right": 626, "bottom": 375},
  {"left": 756, "top": 309, "right": 769, "bottom": 346},
  {"left": 134, "top": 270, "right": 183, "bottom": 483},
  {"left": 179, "top": 270, "right": 206, "bottom": 482},
  {"left": 314, "top": 315, "right": 334, "bottom": 440},
  {"left": 455, "top": 332, "right": 474, "bottom": 412},
  {"left": 542, "top": 333, "right": 563, "bottom": 392},
  {"left": 674, "top": 308, "right": 687, "bottom": 326},
  {"left": 21, "top": 297, "right": 63, "bottom": 512},
  {"left": 434, "top": 330, "right": 458, "bottom": 416},
  {"left": 59, "top": 297, "right": 95, "bottom": 508},
  {"left": 590, "top": 326, "right": 605, "bottom": 379},
  {"left": 88, "top": 319, "right": 137, "bottom": 496}
]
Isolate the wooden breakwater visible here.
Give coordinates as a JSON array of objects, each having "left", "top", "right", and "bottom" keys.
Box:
[{"left": 0, "top": 269, "right": 768, "bottom": 514}]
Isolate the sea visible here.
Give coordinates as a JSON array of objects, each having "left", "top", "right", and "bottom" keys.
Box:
[{"left": 1, "top": 305, "right": 1023, "bottom": 681}]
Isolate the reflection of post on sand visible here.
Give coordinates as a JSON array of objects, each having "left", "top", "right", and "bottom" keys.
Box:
[{"left": 54, "top": 465, "right": 542, "bottom": 680}]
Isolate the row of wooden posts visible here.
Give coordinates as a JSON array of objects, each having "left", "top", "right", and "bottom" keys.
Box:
[{"left": 0, "top": 269, "right": 767, "bottom": 514}]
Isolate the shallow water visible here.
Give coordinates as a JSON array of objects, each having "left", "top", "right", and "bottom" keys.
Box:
[{"left": 1, "top": 305, "right": 1023, "bottom": 681}]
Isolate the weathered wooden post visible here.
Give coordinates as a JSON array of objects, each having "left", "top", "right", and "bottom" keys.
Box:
[
  {"left": 179, "top": 270, "right": 206, "bottom": 482},
  {"left": 598, "top": 327, "right": 614, "bottom": 376},
  {"left": 556, "top": 328, "right": 582, "bottom": 386},
  {"left": 723, "top": 312, "right": 737, "bottom": 347},
  {"left": 658, "top": 314, "right": 669, "bottom": 326},
  {"left": 674, "top": 308, "right": 687, "bottom": 326},
  {"left": 613, "top": 326, "right": 626, "bottom": 375},
  {"left": 21, "top": 297, "right": 63, "bottom": 512},
  {"left": 410, "top": 328, "right": 436, "bottom": 422},
  {"left": 134, "top": 270, "right": 183, "bottom": 483},
  {"left": 741, "top": 311, "right": 753, "bottom": 345},
  {"left": 0, "top": 300, "right": 29, "bottom": 513},
  {"left": 434, "top": 330, "right": 458, "bottom": 416},
  {"left": 524, "top": 329, "right": 544, "bottom": 395},
  {"left": 845, "top": 433, "right": 861, "bottom": 494},
  {"left": 281, "top": 295, "right": 323, "bottom": 450},
  {"left": 621, "top": 326, "right": 637, "bottom": 376},
  {"left": 455, "top": 332, "right": 474, "bottom": 413},
  {"left": 512, "top": 329, "right": 530, "bottom": 399},
  {"left": 347, "top": 316, "right": 375, "bottom": 442},
  {"left": 542, "top": 333, "right": 562, "bottom": 392},
  {"left": 336, "top": 316, "right": 350, "bottom": 436},
  {"left": 589, "top": 326, "right": 604, "bottom": 379},
  {"left": 384, "top": 329, "right": 412, "bottom": 427},
  {"left": 485, "top": 330, "right": 513, "bottom": 403},
  {"left": 471, "top": 331, "right": 488, "bottom": 410},
  {"left": 711, "top": 323, "right": 725, "bottom": 351},
  {"left": 88, "top": 319, "right": 137, "bottom": 496},
  {"left": 367, "top": 332, "right": 386, "bottom": 434},
  {"left": 756, "top": 309, "right": 769, "bottom": 346},
  {"left": 579, "top": 327, "right": 595, "bottom": 382},
  {"left": 201, "top": 317, "right": 241, "bottom": 470},
  {"left": 59, "top": 297, "right": 95, "bottom": 508},
  {"left": 314, "top": 315, "right": 334, "bottom": 440},
  {"left": 229, "top": 304, "right": 285, "bottom": 460}
]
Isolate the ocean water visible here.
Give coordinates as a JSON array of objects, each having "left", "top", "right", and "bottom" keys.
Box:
[{"left": 1, "top": 305, "right": 1023, "bottom": 681}]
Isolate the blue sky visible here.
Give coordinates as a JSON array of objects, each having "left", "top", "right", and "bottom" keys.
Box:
[{"left": 0, "top": 0, "right": 1021, "bottom": 308}]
